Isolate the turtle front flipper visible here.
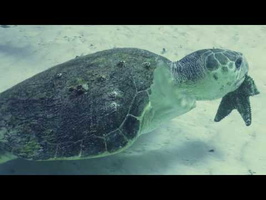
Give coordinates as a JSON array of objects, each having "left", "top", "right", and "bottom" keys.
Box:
[{"left": 214, "top": 75, "right": 260, "bottom": 126}]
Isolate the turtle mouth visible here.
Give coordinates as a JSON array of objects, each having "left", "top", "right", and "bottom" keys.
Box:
[{"left": 235, "top": 74, "right": 247, "bottom": 87}]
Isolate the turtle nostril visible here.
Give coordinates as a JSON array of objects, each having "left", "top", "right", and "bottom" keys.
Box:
[{"left": 235, "top": 57, "right": 242, "bottom": 69}]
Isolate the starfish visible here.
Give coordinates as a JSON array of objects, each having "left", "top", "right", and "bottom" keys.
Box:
[{"left": 214, "top": 75, "right": 260, "bottom": 126}]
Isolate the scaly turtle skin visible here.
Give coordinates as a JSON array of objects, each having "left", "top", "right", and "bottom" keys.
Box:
[{"left": 0, "top": 48, "right": 258, "bottom": 163}]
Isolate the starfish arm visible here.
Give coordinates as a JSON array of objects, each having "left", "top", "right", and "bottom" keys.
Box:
[
  {"left": 235, "top": 95, "right": 251, "bottom": 126},
  {"left": 214, "top": 93, "right": 235, "bottom": 122},
  {"left": 240, "top": 75, "right": 260, "bottom": 96}
]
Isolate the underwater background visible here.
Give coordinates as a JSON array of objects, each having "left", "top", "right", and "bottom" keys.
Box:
[{"left": 0, "top": 25, "right": 265, "bottom": 175}]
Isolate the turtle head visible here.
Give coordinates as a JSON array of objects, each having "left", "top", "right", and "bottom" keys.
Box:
[
  {"left": 173, "top": 49, "right": 249, "bottom": 100},
  {"left": 201, "top": 49, "right": 249, "bottom": 100}
]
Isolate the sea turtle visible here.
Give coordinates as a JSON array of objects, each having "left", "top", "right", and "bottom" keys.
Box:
[{"left": 0, "top": 48, "right": 259, "bottom": 163}]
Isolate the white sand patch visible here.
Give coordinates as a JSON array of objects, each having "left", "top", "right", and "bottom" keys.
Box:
[{"left": 0, "top": 25, "right": 265, "bottom": 174}]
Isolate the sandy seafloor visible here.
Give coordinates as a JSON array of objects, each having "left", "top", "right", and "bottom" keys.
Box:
[{"left": 0, "top": 25, "right": 265, "bottom": 175}]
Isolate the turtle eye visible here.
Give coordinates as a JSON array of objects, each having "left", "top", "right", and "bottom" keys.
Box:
[{"left": 235, "top": 58, "right": 242, "bottom": 69}]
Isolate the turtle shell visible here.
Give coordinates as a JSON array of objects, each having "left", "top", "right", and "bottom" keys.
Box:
[{"left": 0, "top": 48, "right": 171, "bottom": 160}]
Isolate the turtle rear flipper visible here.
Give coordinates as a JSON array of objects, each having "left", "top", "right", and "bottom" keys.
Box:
[{"left": 0, "top": 147, "right": 16, "bottom": 164}]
